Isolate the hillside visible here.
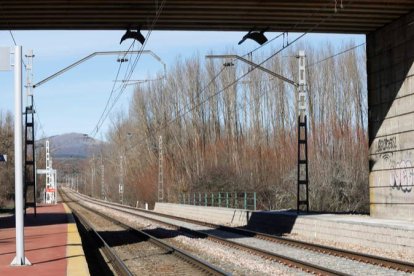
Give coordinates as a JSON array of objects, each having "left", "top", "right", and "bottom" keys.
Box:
[{"left": 37, "top": 133, "right": 102, "bottom": 159}]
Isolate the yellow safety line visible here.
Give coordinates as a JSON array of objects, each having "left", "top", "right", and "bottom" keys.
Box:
[{"left": 62, "top": 203, "right": 90, "bottom": 276}]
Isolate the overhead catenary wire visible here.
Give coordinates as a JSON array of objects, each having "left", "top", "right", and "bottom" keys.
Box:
[
  {"left": 0, "top": 3, "right": 17, "bottom": 46},
  {"left": 92, "top": 0, "right": 338, "bottom": 138},
  {"left": 189, "top": 1, "right": 349, "bottom": 118},
  {"left": 242, "top": 41, "right": 366, "bottom": 84},
  {"left": 32, "top": 99, "right": 46, "bottom": 139},
  {"left": 177, "top": 3, "right": 351, "bottom": 123},
  {"left": 125, "top": 33, "right": 307, "bottom": 152},
  {"left": 7, "top": 29, "right": 27, "bottom": 67},
  {"left": 90, "top": 41, "right": 136, "bottom": 136},
  {"left": 307, "top": 42, "right": 366, "bottom": 68},
  {"left": 241, "top": 0, "right": 343, "bottom": 59},
  {"left": 118, "top": 0, "right": 166, "bottom": 89},
  {"left": 90, "top": 0, "right": 166, "bottom": 137},
  {"left": 125, "top": 0, "right": 352, "bottom": 151},
  {"left": 2, "top": 20, "right": 27, "bottom": 67},
  {"left": 8, "top": 30, "right": 17, "bottom": 46}
]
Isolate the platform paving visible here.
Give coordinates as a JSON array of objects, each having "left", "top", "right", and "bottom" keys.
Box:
[{"left": 0, "top": 203, "right": 89, "bottom": 276}]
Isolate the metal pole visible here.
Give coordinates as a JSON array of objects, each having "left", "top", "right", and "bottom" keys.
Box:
[
  {"left": 91, "top": 154, "right": 95, "bottom": 197},
  {"left": 54, "top": 170, "right": 57, "bottom": 204},
  {"left": 11, "top": 46, "right": 31, "bottom": 266},
  {"left": 218, "top": 193, "right": 221, "bottom": 207},
  {"left": 226, "top": 192, "right": 229, "bottom": 208},
  {"left": 158, "top": 135, "right": 164, "bottom": 202},
  {"left": 119, "top": 155, "right": 124, "bottom": 204},
  {"left": 101, "top": 164, "right": 105, "bottom": 200},
  {"left": 91, "top": 167, "right": 94, "bottom": 197},
  {"left": 253, "top": 192, "right": 257, "bottom": 211}
]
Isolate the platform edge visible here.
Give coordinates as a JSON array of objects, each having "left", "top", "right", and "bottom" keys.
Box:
[{"left": 62, "top": 203, "right": 90, "bottom": 276}]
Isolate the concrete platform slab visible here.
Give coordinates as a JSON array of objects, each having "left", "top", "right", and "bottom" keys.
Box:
[{"left": 0, "top": 203, "right": 89, "bottom": 276}]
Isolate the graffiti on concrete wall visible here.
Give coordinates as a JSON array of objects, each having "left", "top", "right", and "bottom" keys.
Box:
[
  {"left": 376, "top": 136, "right": 397, "bottom": 153},
  {"left": 379, "top": 150, "right": 413, "bottom": 193},
  {"left": 389, "top": 160, "right": 413, "bottom": 193}
]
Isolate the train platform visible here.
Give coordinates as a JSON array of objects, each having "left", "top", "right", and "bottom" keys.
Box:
[{"left": 0, "top": 203, "right": 89, "bottom": 276}]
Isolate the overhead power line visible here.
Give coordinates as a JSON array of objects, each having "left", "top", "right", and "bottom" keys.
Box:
[
  {"left": 307, "top": 42, "right": 366, "bottom": 68},
  {"left": 93, "top": 0, "right": 344, "bottom": 139},
  {"left": 125, "top": 0, "right": 352, "bottom": 151},
  {"left": 8, "top": 30, "right": 17, "bottom": 45},
  {"left": 90, "top": 42, "right": 136, "bottom": 136},
  {"left": 32, "top": 99, "right": 46, "bottom": 138},
  {"left": 90, "top": 0, "right": 166, "bottom": 137}
]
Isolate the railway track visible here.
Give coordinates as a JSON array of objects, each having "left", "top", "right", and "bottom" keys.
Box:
[
  {"left": 70, "top": 205, "right": 134, "bottom": 276},
  {"left": 67, "top": 189, "right": 414, "bottom": 275},
  {"left": 65, "top": 189, "right": 414, "bottom": 275},
  {"left": 61, "top": 190, "right": 229, "bottom": 276},
  {"left": 99, "top": 199, "right": 414, "bottom": 273},
  {"left": 70, "top": 190, "right": 414, "bottom": 274}
]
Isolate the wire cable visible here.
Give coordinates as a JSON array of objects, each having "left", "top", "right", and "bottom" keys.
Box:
[
  {"left": 307, "top": 42, "right": 366, "bottom": 68},
  {"left": 126, "top": 0, "right": 352, "bottom": 150},
  {"left": 90, "top": 0, "right": 166, "bottom": 137},
  {"left": 97, "top": 0, "right": 323, "bottom": 137},
  {"left": 8, "top": 30, "right": 17, "bottom": 45},
  {"left": 90, "top": 41, "right": 136, "bottom": 136},
  {"left": 32, "top": 98, "right": 46, "bottom": 138},
  {"left": 242, "top": 41, "right": 366, "bottom": 83}
]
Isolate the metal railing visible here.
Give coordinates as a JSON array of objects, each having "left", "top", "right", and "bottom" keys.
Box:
[{"left": 179, "top": 192, "right": 256, "bottom": 210}]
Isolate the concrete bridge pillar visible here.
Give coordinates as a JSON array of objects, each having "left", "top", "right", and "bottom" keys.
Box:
[{"left": 367, "top": 10, "right": 414, "bottom": 220}]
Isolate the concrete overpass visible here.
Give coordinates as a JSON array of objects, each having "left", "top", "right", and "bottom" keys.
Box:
[
  {"left": 1, "top": 0, "right": 413, "bottom": 220},
  {"left": 0, "top": 1, "right": 412, "bottom": 32}
]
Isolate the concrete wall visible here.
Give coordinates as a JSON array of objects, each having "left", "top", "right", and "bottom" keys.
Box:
[
  {"left": 154, "top": 202, "right": 252, "bottom": 227},
  {"left": 367, "top": 10, "right": 414, "bottom": 221},
  {"left": 154, "top": 203, "right": 414, "bottom": 255}
]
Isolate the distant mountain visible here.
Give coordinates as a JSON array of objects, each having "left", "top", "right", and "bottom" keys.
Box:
[{"left": 37, "top": 133, "right": 103, "bottom": 159}]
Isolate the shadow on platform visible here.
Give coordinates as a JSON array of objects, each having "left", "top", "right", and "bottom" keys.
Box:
[{"left": 0, "top": 211, "right": 69, "bottom": 229}]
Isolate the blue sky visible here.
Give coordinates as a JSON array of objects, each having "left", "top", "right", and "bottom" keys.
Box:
[{"left": 0, "top": 31, "right": 365, "bottom": 140}]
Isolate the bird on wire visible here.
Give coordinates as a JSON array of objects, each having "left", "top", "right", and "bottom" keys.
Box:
[
  {"left": 238, "top": 28, "right": 268, "bottom": 45},
  {"left": 120, "top": 29, "right": 145, "bottom": 45}
]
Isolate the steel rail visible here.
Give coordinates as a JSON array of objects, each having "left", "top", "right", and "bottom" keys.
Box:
[
  {"left": 63, "top": 199, "right": 134, "bottom": 276},
  {"left": 62, "top": 189, "right": 229, "bottom": 276},
  {"left": 72, "top": 190, "right": 414, "bottom": 274}
]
